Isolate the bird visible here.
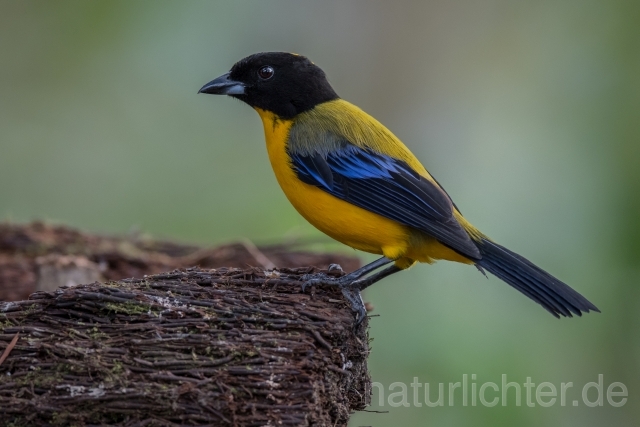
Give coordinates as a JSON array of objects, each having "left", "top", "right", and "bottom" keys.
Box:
[{"left": 198, "top": 52, "right": 599, "bottom": 324}]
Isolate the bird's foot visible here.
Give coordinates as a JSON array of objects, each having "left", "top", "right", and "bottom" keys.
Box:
[
  {"left": 300, "top": 271, "right": 351, "bottom": 292},
  {"left": 299, "top": 264, "right": 344, "bottom": 291},
  {"left": 300, "top": 271, "right": 367, "bottom": 325}
]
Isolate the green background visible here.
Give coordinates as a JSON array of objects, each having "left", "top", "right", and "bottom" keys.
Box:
[{"left": 1, "top": 1, "right": 638, "bottom": 426}]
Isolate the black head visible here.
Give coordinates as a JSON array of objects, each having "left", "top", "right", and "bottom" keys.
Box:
[{"left": 199, "top": 52, "right": 339, "bottom": 119}]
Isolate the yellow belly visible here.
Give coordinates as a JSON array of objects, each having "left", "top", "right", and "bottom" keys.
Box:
[{"left": 255, "top": 108, "right": 472, "bottom": 268}]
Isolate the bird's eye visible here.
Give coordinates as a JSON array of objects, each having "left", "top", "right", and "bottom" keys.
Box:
[{"left": 257, "top": 66, "right": 274, "bottom": 80}]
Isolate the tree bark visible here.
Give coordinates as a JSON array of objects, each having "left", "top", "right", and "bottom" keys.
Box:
[
  {"left": 0, "top": 267, "right": 371, "bottom": 426},
  {"left": 0, "top": 223, "right": 371, "bottom": 426}
]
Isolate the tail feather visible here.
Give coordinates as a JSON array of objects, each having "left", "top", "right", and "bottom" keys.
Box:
[{"left": 475, "top": 238, "right": 599, "bottom": 318}]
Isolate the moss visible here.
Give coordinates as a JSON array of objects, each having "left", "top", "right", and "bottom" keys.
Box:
[
  {"left": 111, "top": 360, "right": 123, "bottom": 375},
  {"left": 88, "top": 326, "right": 107, "bottom": 340},
  {"left": 101, "top": 281, "right": 123, "bottom": 288},
  {"left": 23, "top": 304, "right": 38, "bottom": 316},
  {"left": 55, "top": 363, "right": 73, "bottom": 373},
  {"left": 16, "top": 367, "right": 64, "bottom": 388},
  {"left": 104, "top": 301, "right": 151, "bottom": 315}
]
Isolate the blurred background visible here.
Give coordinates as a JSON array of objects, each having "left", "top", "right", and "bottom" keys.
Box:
[{"left": 1, "top": 1, "right": 638, "bottom": 425}]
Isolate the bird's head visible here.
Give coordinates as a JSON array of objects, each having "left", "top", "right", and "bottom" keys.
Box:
[{"left": 199, "top": 52, "right": 339, "bottom": 119}]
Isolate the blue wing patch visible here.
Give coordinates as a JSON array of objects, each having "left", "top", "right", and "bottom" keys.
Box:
[{"left": 290, "top": 144, "right": 481, "bottom": 260}]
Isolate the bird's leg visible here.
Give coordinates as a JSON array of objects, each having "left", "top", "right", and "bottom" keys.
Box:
[
  {"left": 301, "top": 257, "right": 401, "bottom": 325},
  {"left": 352, "top": 265, "right": 402, "bottom": 291}
]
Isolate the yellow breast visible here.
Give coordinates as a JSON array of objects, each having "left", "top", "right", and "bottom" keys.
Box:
[{"left": 254, "top": 104, "right": 473, "bottom": 267}]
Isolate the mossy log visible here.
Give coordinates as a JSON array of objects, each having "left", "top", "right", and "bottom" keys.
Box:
[{"left": 0, "top": 267, "right": 371, "bottom": 426}]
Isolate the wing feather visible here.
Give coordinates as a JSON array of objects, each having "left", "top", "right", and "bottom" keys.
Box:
[{"left": 291, "top": 144, "right": 481, "bottom": 260}]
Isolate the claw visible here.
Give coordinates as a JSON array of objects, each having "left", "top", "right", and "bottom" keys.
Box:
[
  {"left": 299, "top": 273, "right": 367, "bottom": 325},
  {"left": 301, "top": 279, "right": 315, "bottom": 293},
  {"left": 340, "top": 284, "right": 367, "bottom": 326},
  {"left": 300, "top": 272, "right": 331, "bottom": 292},
  {"left": 327, "top": 263, "right": 344, "bottom": 274}
]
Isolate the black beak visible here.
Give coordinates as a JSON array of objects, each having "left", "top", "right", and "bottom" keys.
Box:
[{"left": 198, "top": 72, "right": 245, "bottom": 95}]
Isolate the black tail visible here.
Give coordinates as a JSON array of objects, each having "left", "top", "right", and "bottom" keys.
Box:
[{"left": 475, "top": 238, "right": 599, "bottom": 318}]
